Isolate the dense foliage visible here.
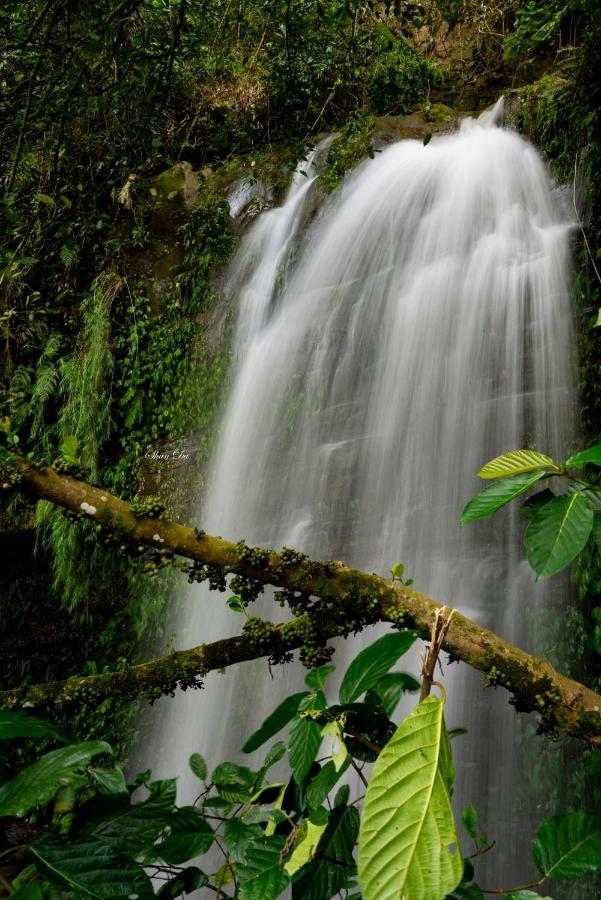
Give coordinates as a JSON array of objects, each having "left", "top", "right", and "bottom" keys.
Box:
[{"left": 2, "top": 635, "right": 601, "bottom": 899}]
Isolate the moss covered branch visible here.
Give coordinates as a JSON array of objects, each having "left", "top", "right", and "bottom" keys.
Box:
[{"left": 3, "top": 453, "right": 601, "bottom": 747}]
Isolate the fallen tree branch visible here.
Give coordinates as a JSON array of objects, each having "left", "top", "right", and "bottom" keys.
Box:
[{"left": 3, "top": 454, "right": 601, "bottom": 747}]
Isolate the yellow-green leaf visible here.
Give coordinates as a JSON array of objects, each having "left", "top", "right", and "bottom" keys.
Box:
[
  {"left": 477, "top": 450, "right": 560, "bottom": 480},
  {"left": 321, "top": 721, "right": 348, "bottom": 771},
  {"left": 284, "top": 820, "right": 327, "bottom": 875},
  {"left": 358, "top": 696, "right": 463, "bottom": 900}
]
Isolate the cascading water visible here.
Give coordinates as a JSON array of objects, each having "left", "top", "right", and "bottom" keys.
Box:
[{"left": 144, "top": 101, "right": 576, "bottom": 886}]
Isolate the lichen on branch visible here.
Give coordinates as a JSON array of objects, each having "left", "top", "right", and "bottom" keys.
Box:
[{"left": 3, "top": 452, "right": 601, "bottom": 747}]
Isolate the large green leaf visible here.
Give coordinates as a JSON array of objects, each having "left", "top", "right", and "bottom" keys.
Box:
[
  {"left": 284, "top": 818, "right": 328, "bottom": 875},
  {"left": 305, "top": 758, "right": 350, "bottom": 810},
  {"left": 525, "top": 493, "right": 594, "bottom": 579},
  {"left": 156, "top": 807, "right": 214, "bottom": 864},
  {"left": 29, "top": 839, "right": 153, "bottom": 899},
  {"left": 370, "top": 672, "right": 420, "bottom": 717},
  {"left": 0, "top": 741, "right": 110, "bottom": 817},
  {"left": 358, "top": 696, "right": 463, "bottom": 900},
  {"left": 288, "top": 717, "right": 322, "bottom": 786},
  {"left": 566, "top": 444, "right": 601, "bottom": 469},
  {"left": 0, "top": 710, "right": 67, "bottom": 743},
  {"left": 89, "top": 767, "right": 127, "bottom": 796},
  {"left": 460, "top": 472, "right": 547, "bottom": 524},
  {"left": 477, "top": 450, "right": 560, "bottom": 479},
  {"left": 292, "top": 805, "right": 360, "bottom": 900},
  {"left": 242, "top": 692, "right": 309, "bottom": 753},
  {"left": 237, "top": 835, "right": 289, "bottom": 900},
  {"left": 224, "top": 818, "right": 263, "bottom": 863},
  {"left": 90, "top": 779, "right": 177, "bottom": 856},
  {"left": 339, "top": 632, "right": 417, "bottom": 704},
  {"left": 532, "top": 812, "right": 601, "bottom": 879}
]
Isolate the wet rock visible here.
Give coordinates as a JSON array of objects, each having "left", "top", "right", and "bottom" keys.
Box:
[{"left": 372, "top": 106, "right": 472, "bottom": 147}]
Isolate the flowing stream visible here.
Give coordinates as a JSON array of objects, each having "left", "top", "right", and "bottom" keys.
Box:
[{"left": 145, "top": 101, "right": 576, "bottom": 886}]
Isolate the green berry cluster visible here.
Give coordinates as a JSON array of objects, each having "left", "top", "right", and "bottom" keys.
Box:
[
  {"left": 230, "top": 574, "right": 264, "bottom": 605},
  {"left": 0, "top": 466, "right": 22, "bottom": 491},
  {"left": 487, "top": 665, "right": 512, "bottom": 688},
  {"left": 130, "top": 496, "right": 165, "bottom": 518},
  {"left": 534, "top": 688, "right": 561, "bottom": 711},
  {"left": 387, "top": 607, "right": 408, "bottom": 628},
  {"left": 52, "top": 457, "right": 86, "bottom": 478},
  {"left": 184, "top": 562, "right": 227, "bottom": 590},
  {"left": 273, "top": 546, "right": 308, "bottom": 577},
  {"left": 243, "top": 616, "right": 277, "bottom": 652},
  {"left": 235, "top": 539, "right": 271, "bottom": 568},
  {"left": 299, "top": 620, "right": 334, "bottom": 669}
]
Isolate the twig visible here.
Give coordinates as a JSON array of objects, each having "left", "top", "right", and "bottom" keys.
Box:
[{"left": 419, "top": 607, "right": 456, "bottom": 700}]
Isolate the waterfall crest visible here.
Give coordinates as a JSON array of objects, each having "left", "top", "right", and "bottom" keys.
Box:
[{"left": 144, "top": 106, "right": 575, "bottom": 884}]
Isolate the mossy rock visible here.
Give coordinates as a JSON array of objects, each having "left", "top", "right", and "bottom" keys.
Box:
[
  {"left": 372, "top": 107, "right": 470, "bottom": 146},
  {"left": 152, "top": 161, "right": 199, "bottom": 214}
]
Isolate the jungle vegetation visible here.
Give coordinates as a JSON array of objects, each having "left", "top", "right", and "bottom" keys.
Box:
[{"left": 1, "top": 1, "right": 601, "bottom": 899}]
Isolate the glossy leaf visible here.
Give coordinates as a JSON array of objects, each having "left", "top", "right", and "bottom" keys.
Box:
[
  {"left": 339, "top": 631, "right": 417, "bottom": 704},
  {"left": 224, "top": 818, "right": 263, "bottom": 863},
  {"left": 0, "top": 741, "right": 110, "bottom": 817},
  {"left": 30, "top": 839, "right": 153, "bottom": 899},
  {"left": 0, "top": 710, "right": 67, "bottom": 743},
  {"left": 566, "top": 444, "right": 601, "bottom": 469},
  {"left": 242, "top": 692, "right": 309, "bottom": 753},
  {"left": 212, "top": 761, "right": 255, "bottom": 786},
  {"left": 532, "top": 812, "right": 601, "bottom": 879},
  {"left": 156, "top": 807, "right": 214, "bottom": 864},
  {"left": 371, "top": 672, "right": 420, "bottom": 717},
  {"left": 305, "top": 665, "right": 335, "bottom": 691},
  {"left": 227, "top": 595, "right": 245, "bottom": 613},
  {"left": 525, "top": 493, "right": 594, "bottom": 579},
  {"left": 91, "top": 778, "right": 177, "bottom": 856},
  {"left": 261, "top": 741, "right": 286, "bottom": 772},
  {"left": 306, "top": 758, "right": 350, "bottom": 810},
  {"left": 89, "top": 767, "right": 128, "bottom": 796},
  {"left": 358, "top": 696, "right": 463, "bottom": 900},
  {"left": 237, "top": 835, "right": 289, "bottom": 900},
  {"left": 477, "top": 450, "right": 560, "bottom": 479},
  {"left": 334, "top": 783, "right": 350, "bottom": 807},
  {"left": 461, "top": 472, "right": 547, "bottom": 524},
  {"left": 241, "top": 805, "right": 288, "bottom": 825},
  {"left": 289, "top": 717, "right": 322, "bottom": 785}
]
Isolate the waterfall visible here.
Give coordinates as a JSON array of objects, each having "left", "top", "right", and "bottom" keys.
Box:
[{"left": 144, "top": 102, "right": 576, "bottom": 886}]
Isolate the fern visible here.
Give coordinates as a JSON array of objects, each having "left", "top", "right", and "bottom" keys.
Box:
[
  {"left": 59, "top": 241, "right": 77, "bottom": 269},
  {"left": 42, "top": 274, "right": 118, "bottom": 610},
  {"left": 57, "top": 274, "right": 115, "bottom": 478},
  {"left": 30, "top": 364, "right": 59, "bottom": 442}
]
